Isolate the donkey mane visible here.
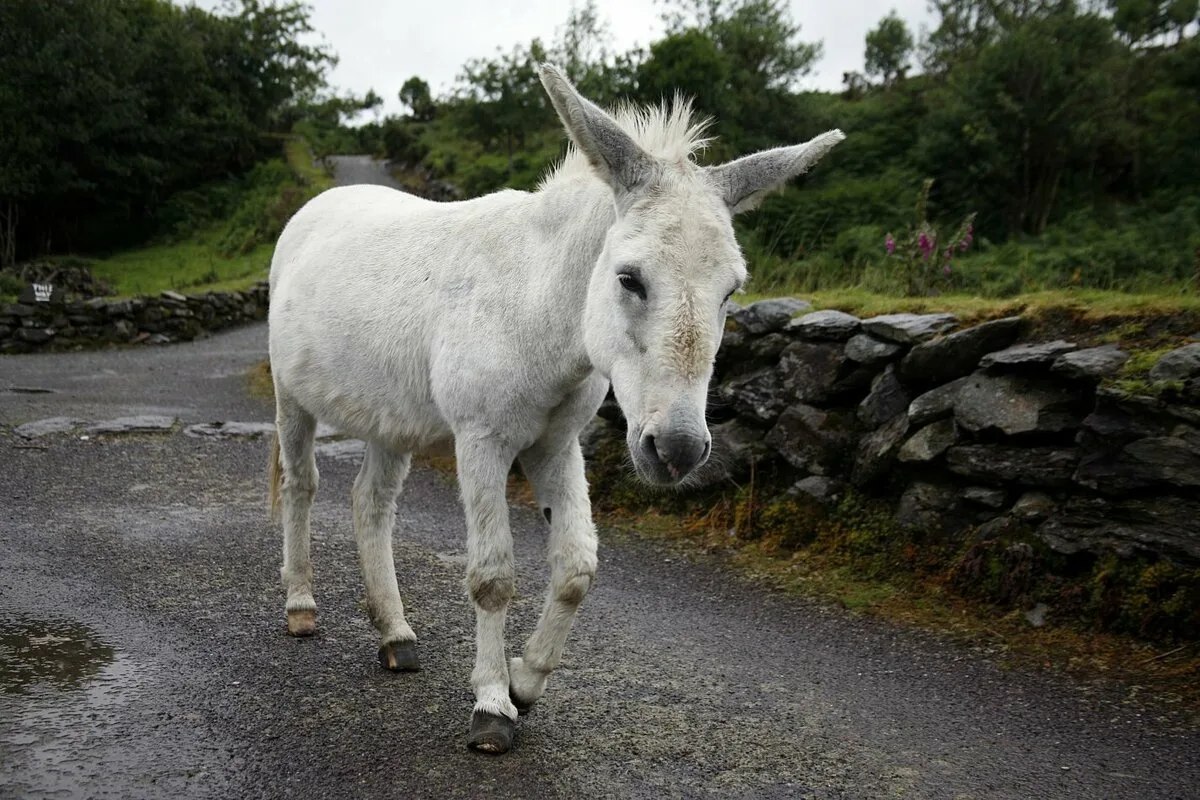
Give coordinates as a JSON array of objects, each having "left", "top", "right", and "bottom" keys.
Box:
[{"left": 540, "top": 95, "right": 713, "bottom": 187}]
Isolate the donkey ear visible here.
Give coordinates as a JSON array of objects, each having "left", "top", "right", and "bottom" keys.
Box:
[
  {"left": 706, "top": 130, "right": 846, "bottom": 214},
  {"left": 538, "top": 63, "right": 656, "bottom": 193}
]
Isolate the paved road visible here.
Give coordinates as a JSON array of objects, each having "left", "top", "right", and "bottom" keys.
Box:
[
  {"left": 3, "top": 325, "right": 1199, "bottom": 799},
  {"left": 325, "top": 155, "right": 405, "bottom": 189}
]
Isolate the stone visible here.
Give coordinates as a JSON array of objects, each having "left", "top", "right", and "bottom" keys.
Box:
[
  {"left": 160, "top": 289, "right": 188, "bottom": 303},
  {"left": 112, "top": 319, "right": 134, "bottom": 339},
  {"left": 314, "top": 439, "right": 367, "bottom": 461},
  {"left": 963, "top": 486, "right": 1008, "bottom": 508},
  {"left": 1051, "top": 346, "right": 1129, "bottom": 381},
  {"left": 898, "top": 418, "right": 958, "bottom": 463},
  {"left": 765, "top": 404, "right": 856, "bottom": 476},
  {"left": 1074, "top": 427, "right": 1200, "bottom": 492},
  {"left": 15, "top": 327, "right": 54, "bottom": 343},
  {"left": 857, "top": 365, "right": 910, "bottom": 428},
  {"left": 183, "top": 421, "right": 277, "bottom": 439},
  {"left": 1038, "top": 495, "right": 1200, "bottom": 562},
  {"left": 975, "top": 515, "right": 1024, "bottom": 541},
  {"left": 896, "top": 481, "right": 961, "bottom": 531},
  {"left": 844, "top": 333, "right": 902, "bottom": 365},
  {"left": 148, "top": 333, "right": 172, "bottom": 345},
  {"left": 731, "top": 297, "right": 811, "bottom": 334},
  {"left": 748, "top": 333, "right": 791, "bottom": 364},
  {"left": 954, "top": 374, "right": 1081, "bottom": 436},
  {"left": 899, "top": 317, "right": 1023, "bottom": 385},
  {"left": 720, "top": 368, "right": 788, "bottom": 425},
  {"left": 4, "top": 303, "right": 35, "bottom": 318},
  {"left": 861, "top": 312, "right": 957, "bottom": 344},
  {"left": 785, "top": 309, "right": 861, "bottom": 341},
  {"left": 907, "top": 377, "right": 970, "bottom": 427},
  {"left": 851, "top": 412, "right": 909, "bottom": 487},
  {"left": 788, "top": 475, "right": 845, "bottom": 504},
  {"left": 778, "top": 341, "right": 846, "bottom": 404},
  {"left": 946, "top": 445, "right": 1079, "bottom": 487},
  {"left": 595, "top": 392, "right": 623, "bottom": 425},
  {"left": 690, "top": 418, "right": 771, "bottom": 488},
  {"left": 14, "top": 417, "right": 82, "bottom": 438},
  {"left": 1148, "top": 343, "right": 1200, "bottom": 382},
  {"left": 85, "top": 415, "right": 176, "bottom": 435},
  {"left": 578, "top": 417, "right": 620, "bottom": 460},
  {"left": 1012, "top": 491, "right": 1055, "bottom": 521},
  {"left": 980, "top": 340, "right": 1077, "bottom": 370},
  {"left": 1024, "top": 603, "right": 1050, "bottom": 628}
]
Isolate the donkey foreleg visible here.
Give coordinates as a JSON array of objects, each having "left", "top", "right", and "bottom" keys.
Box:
[
  {"left": 352, "top": 443, "right": 419, "bottom": 671},
  {"left": 456, "top": 435, "right": 520, "bottom": 753},
  {"left": 510, "top": 440, "right": 597, "bottom": 711}
]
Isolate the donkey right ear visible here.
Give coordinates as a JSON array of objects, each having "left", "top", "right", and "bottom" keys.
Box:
[{"left": 538, "top": 63, "right": 656, "bottom": 194}]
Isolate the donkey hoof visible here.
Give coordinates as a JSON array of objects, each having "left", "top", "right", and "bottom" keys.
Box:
[
  {"left": 378, "top": 640, "right": 421, "bottom": 672},
  {"left": 467, "top": 711, "right": 515, "bottom": 754},
  {"left": 509, "top": 687, "right": 535, "bottom": 715},
  {"left": 286, "top": 609, "right": 317, "bottom": 637}
]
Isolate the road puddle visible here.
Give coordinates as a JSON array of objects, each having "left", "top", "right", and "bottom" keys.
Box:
[
  {"left": 0, "top": 616, "right": 117, "bottom": 694},
  {"left": 0, "top": 615, "right": 145, "bottom": 797}
]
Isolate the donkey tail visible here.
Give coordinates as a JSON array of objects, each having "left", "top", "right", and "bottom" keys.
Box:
[{"left": 268, "top": 431, "right": 283, "bottom": 522}]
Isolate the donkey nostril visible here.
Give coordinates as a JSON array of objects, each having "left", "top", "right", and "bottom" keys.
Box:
[
  {"left": 642, "top": 434, "right": 661, "bottom": 463},
  {"left": 701, "top": 438, "right": 712, "bottom": 462}
]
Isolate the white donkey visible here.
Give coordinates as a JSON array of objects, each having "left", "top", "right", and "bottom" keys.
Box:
[{"left": 267, "top": 64, "right": 842, "bottom": 754}]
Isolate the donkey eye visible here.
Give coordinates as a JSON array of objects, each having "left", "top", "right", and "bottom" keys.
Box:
[{"left": 618, "top": 272, "right": 646, "bottom": 299}]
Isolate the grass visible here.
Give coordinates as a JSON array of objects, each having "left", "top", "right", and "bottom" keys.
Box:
[
  {"left": 89, "top": 232, "right": 273, "bottom": 298},
  {"left": 29, "top": 136, "right": 332, "bottom": 301},
  {"left": 740, "top": 286, "right": 1200, "bottom": 321}
]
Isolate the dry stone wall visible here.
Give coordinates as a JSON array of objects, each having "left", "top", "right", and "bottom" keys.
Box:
[
  {"left": 0, "top": 282, "right": 269, "bottom": 353},
  {"left": 592, "top": 299, "right": 1200, "bottom": 566}
]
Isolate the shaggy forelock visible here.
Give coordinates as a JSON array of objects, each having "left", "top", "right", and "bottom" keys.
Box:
[{"left": 543, "top": 95, "right": 712, "bottom": 185}]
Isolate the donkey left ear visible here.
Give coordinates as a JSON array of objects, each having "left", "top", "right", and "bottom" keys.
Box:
[
  {"left": 538, "top": 63, "right": 656, "bottom": 194},
  {"left": 706, "top": 130, "right": 846, "bottom": 214}
]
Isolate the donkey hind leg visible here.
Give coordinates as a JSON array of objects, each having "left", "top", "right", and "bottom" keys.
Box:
[
  {"left": 276, "top": 393, "right": 319, "bottom": 636},
  {"left": 509, "top": 441, "right": 597, "bottom": 712},
  {"left": 352, "top": 442, "right": 419, "bottom": 672},
  {"left": 456, "top": 435, "right": 520, "bottom": 754}
]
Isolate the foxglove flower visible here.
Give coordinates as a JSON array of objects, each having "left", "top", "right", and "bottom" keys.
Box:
[{"left": 885, "top": 234, "right": 896, "bottom": 255}]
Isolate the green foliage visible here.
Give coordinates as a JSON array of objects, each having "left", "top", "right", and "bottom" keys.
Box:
[
  {"left": 399, "top": 77, "right": 436, "bottom": 121},
  {"left": 865, "top": 11, "right": 914, "bottom": 85},
  {"left": 0, "top": 0, "right": 333, "bottom": 266},
  {"left": 883, "top": 179, "right": 977, "bottom": 296}
]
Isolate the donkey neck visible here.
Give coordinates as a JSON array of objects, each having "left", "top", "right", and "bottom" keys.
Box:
[{"left": 528, "top": 176, "right": 616, "bottom": 368}]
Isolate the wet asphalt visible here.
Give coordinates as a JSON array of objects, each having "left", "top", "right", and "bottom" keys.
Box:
[
  {"left": 2, "top": 160, "right": 1199, "bottom": 798},
  {"left": 1, "top": 324, "right": 1198, "bottom": 800}
]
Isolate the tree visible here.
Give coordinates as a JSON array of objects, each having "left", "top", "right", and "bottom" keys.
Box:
[
  {"left": 1110, "top": 0, "right": 1199, "bottom": 44},
  {"left": 399, "top": 77, "right": 436, "bottom": 121},
  {"left": 920, "top": 5, "right": 1125, "bottom": 236},
  {"left": 865, "top": 11, "right": 914, "bottom": 85},
  {"left": 653, "top": 0, "right": 822, "bottom": 152},
  {"left": 456, "top": 40, "right": 551, "bottom": 173},
  {"left": 0, "top": 0, "right": 334, "bottom": 264}
]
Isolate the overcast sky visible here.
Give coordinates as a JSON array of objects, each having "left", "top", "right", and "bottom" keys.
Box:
[{"left": 189, "top": 1, "right": 935, "bottom": 118}]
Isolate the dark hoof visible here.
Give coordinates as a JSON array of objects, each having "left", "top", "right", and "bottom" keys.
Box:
[
  {"left": 378, "top": 640, "right": 420, "bottom": 672},
  {"left": 509, "top": 687, "right": 535, "bottom": 715},
  {"left": 467, "top": 711, "right": 515, "bottom": 754}
]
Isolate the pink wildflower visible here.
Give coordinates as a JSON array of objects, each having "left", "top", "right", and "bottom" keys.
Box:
[
  {"left": 918, "top": 232, "right": 933, "bottom": 260},
  {"left": 885, "top": 234, "right": 896, "bottom": 255}
]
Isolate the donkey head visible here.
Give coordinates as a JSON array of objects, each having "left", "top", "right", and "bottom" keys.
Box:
[{"left": 539, "top": 64, "right": 844, "bottom": 486}]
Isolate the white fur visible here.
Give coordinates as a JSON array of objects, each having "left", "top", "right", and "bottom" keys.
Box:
[{"left": 268, "top": 64, "right": 842, "bottom": 733}]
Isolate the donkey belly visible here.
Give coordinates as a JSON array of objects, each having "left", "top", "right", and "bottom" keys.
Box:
[{"left": 272, "top": 332, "right": 452, "bottom": 454}]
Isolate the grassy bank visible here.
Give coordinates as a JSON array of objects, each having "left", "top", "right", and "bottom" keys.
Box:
[{"left": 5, "top": 137, "right": 332, "bottom": 302}]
